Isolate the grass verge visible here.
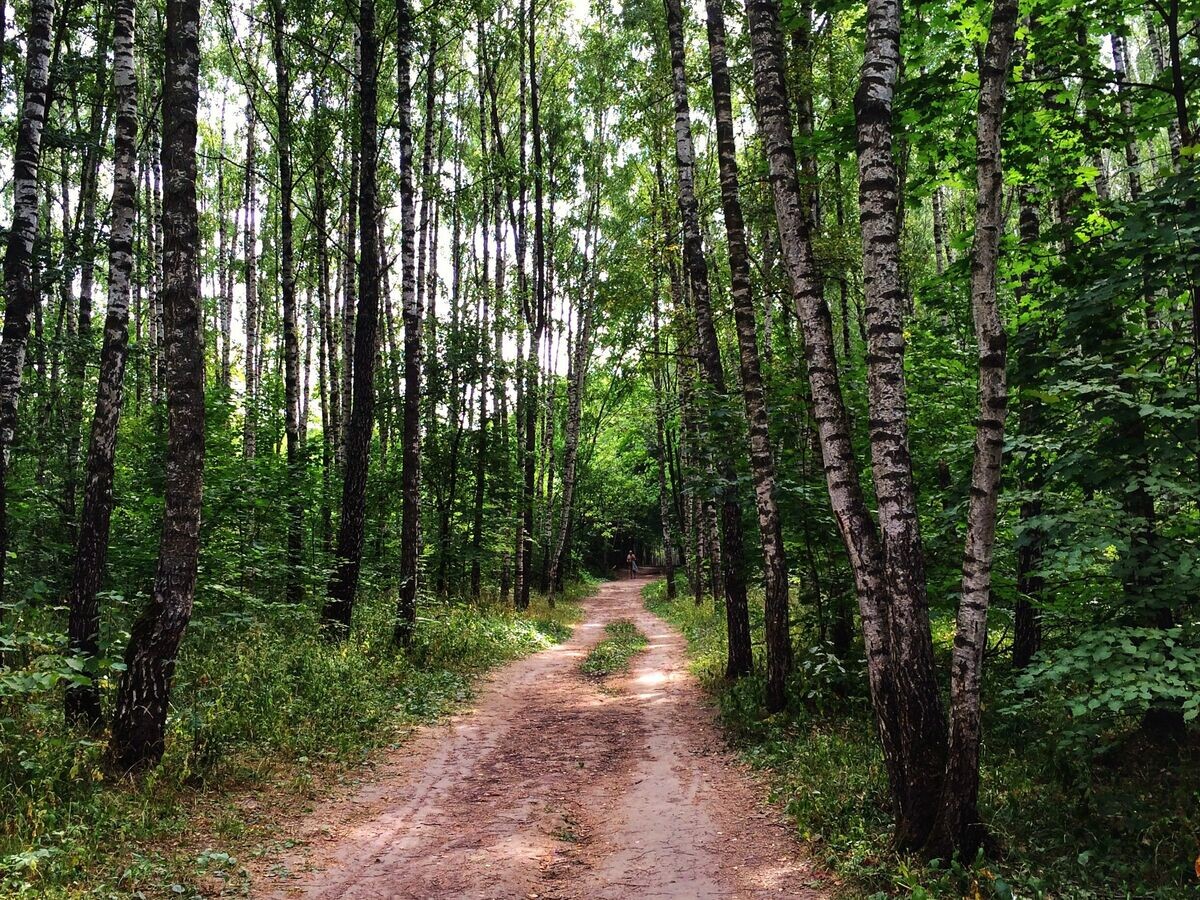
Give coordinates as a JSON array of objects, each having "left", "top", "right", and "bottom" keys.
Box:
[
  {"left": 0, "top": 582, "right": 589, "bottom": 898},
  {"left": 579, "top": 619, "right": 648, "bottom": 677},
  {"left": 644, "top": 580, "right": 1200, "bottom": 899}
]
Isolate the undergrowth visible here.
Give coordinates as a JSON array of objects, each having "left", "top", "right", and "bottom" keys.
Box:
[
  {"left": 0, "top": 582, "right": 588, "bottom": 898},
  {"left": 579, "top": 619, "right": 648, "bottom": 677},
  {"left": 645, "top": 580, "right": 1200, "bottom": 899}
]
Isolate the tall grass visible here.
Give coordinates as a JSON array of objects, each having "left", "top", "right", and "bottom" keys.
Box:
[{"left": 0, "top": 584, "right": 587, "bottom": 897}]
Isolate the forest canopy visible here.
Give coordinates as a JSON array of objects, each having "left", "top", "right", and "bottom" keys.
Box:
[{"left": 1, "top": 0, "right": 1199, "bottom": 893}]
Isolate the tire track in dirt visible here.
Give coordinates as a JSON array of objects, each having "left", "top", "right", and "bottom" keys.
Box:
[{"left": 255, "top": 579, "right": 830, "bottom": 899}]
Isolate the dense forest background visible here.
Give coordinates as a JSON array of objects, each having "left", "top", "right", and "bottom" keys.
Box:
[{"left": 0, "top": 0, "right": 1199, "bottom": 893}]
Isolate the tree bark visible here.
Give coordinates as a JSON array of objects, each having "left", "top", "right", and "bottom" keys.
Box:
[
  {"left": 703, "top": 0, "right": 791, "bottom": 710},
  {"left": 323, "top": 0, "right": 380, "bottom": 635},
  {"left": 516, "top": 0, "right": 545, "bottom": 612},
  {"left": 1146, "top": 20, "right": 1183, "bottom": 169},
  {"left": 394, "top": 0, "right": 421, "bottom": 645},
  {"left": 0, "top": 0, "right": 55, "bottom": 612},
  {"left": 932, "top": 186, "right": 951, "bottom": 275},
  {"left": 854, "top": 0, "right": 948, "bottom": 844},
  {"left": 471, "top": 23, "right": 491, "bottom": 600},
  {"left": 64, "top": 33, "right": 111, "bottom": 534},
  {"left": 149, "top": 126, "right": 164, "bottom": 406},
  {"left": 242, "top": 108, "right": 259, "bottom": 459},
  {"left": 109, "top": 0, "right": 205, "bottom": 773},
  {"left": 65, "top": 0, "right": 137, "bottom": 728},
  {"left": 1012, "top": 189, "right": 1043, "bottom": 671},
  {"left": 217, "top": 112, "right": 233, "bottom": 392},
  {"left": 744, "top": 0, "right": 919, "bottom": 840},
  {"left": 273, "top": 0, "right": 304, "bottom": 604},
  {"left": 928, "top": 0, "right": 1017, "bottom": 856},
  {"left": 340, "top": 142, "right": 358, "bottom": 472},
  {"left": 548, "top": 187, "right": 599, "bottom": 602},
  {"left": 661, "top": 0, "right": 752, "bottom": 677}
]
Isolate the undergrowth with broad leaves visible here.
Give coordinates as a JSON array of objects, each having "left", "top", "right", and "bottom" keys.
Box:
[{"left": 644, "top": 580, "right": 1200, "bottom": 899}]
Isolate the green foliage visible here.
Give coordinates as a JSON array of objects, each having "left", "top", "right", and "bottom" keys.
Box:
[
  {"left": 1009, "top": 625, "right": 1200, "bottom": 752},
  {"left": 646, "top": 581, "right": 1200, "bottom": 898},
  {"left": 579, "top": 619, "right": 648, "bottom": 677},
  {"left": 0, "top": 589, "right": 582, "bottom": 896}
]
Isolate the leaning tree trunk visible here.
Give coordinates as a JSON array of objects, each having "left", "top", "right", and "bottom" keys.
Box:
[
  {"left": 0, "top": 0, "right": 55, "bottom": 612},
  {"left": 743, "top": 0, "right": 913, "bottom": 835},
  {"left": 323, "top": 0, "right": 380, "bottom": 635},
  {"left": 108, "top": 0, "right": 205, "bottom": 773},
  {"left": 927, "top": 0, "right": 1018, "bottom": 857},
  {"left": 854, "top": 0, "right": 948, "bottom": 846},
  {"left": 661, "top": 0, "right": 752, "bottom": 677},
  {"left": 394, "top": 0, "right": 421, "bottom": 646},
  {"left": 273, "top": 0, "right": 304, "bottom": 604},
  {"left": 65, "top": 0, "right": 137, "bottom": 728},
  {"left": 704, "top": 0, "right": 792, "bottom": 710}
]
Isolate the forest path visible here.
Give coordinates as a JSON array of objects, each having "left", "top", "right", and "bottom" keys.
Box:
[{"left": 258, "top": 578, "right": 830, "bottom": 899}]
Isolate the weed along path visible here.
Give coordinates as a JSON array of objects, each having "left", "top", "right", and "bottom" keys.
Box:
[{"left": 257, "top": 579, "right": 830, "bottom": 899}]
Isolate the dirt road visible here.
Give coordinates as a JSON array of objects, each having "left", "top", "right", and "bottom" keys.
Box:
[{"left": 258, "top": 578, "right": 830, "bottom": 899}]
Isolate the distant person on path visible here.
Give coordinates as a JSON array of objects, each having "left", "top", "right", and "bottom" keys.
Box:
[{"left": 626, "top": 550, "right": 639, "bottom": 579}]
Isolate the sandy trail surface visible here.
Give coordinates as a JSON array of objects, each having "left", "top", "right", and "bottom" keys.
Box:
[{"left": 256, "top": 578, "right": 830, "bottom": 899}]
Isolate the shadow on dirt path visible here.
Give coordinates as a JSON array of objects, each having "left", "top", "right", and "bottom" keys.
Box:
[{"left": 255, "top": 578, "right": 831, "bottom": 899}]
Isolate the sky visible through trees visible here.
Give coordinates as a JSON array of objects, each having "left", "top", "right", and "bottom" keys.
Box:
[{"left": 1, "top": 0, "right": 1199, "bottom": 893}]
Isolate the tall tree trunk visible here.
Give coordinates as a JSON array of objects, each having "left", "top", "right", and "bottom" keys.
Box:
[
  {"left": 394, "top": 0, "right": 421, "bottom": 646},
  {"left": 0, "top": 0, "right": 55, "bottom": 613},
  {"left": 932, "top": 187, "right": 951, "bottom": 275},
  {"left": 0, "top": 0, "right": 6, "bottom": 102},
  {"left": 655, "top": 153, "right": 701, "bottom": 603},
  {"left": 704, "top": 0, "right": 791, "bottom": 710},
  {"left": 217, "top": 102, "right": 232, "bottom": 391},
  {"left": 323, "top": 0, "right": 380, "bottom": 635},
  {"left": 661, "top": 0, "right": 752, "bottom": 677},
  {"left": 470, "top": 26, "right": 491, "bottom": 600},
  {"left": 744, "top": 0, "right": 918, "bottom": 841},
  {"left": 548, "top": 187, "right": 598, "bottom": 602},
  {"left": 65, "top": 0, "right": 137, "bottom": 728},
  {"left": 415, "top": 35, "right": 438, "bottom": 446},
  {"left": 242, "top": 109, "right": 259, "bottom": 459},
  {"left": 64, "top": 39, "right": 110, "bottom": 535},
  {"left": 1110, "top": 34, "right": 1141, "bottom": 202},
  {"left": 149, "top": 126, "right": 163, "bottom": 406},
  {"left": 854, "top": 0, "right": 947, "bottom": 844},
  {"left": 515, "top": 0, "right": 544, "bottom": 612},
  {"left": 109, "top": 0, "right": 204, "bottom": 772},
  {"left": 315, "top": 156, "right": 341, "bottom": 471},
  {"left": 435, "top": 137, "right": 467, "bottom": 596},
  {"left": 1146, "top": 20, "right": 1183, "bottom": 169},
  {"left": 651, "top": 290, "right": 677, "bottom": 601},
  {"left": 928, "top": 0, "right": 1018, "bottom": 855},
  {"left": 273, "top": 0, "right": 304, "bottom": 604},
  {"left": 1012, "top": 189, "right": 1043, "bottom": 671},
  {"left": 340, "top": 57, "right": 360, "bottom": 471}
]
